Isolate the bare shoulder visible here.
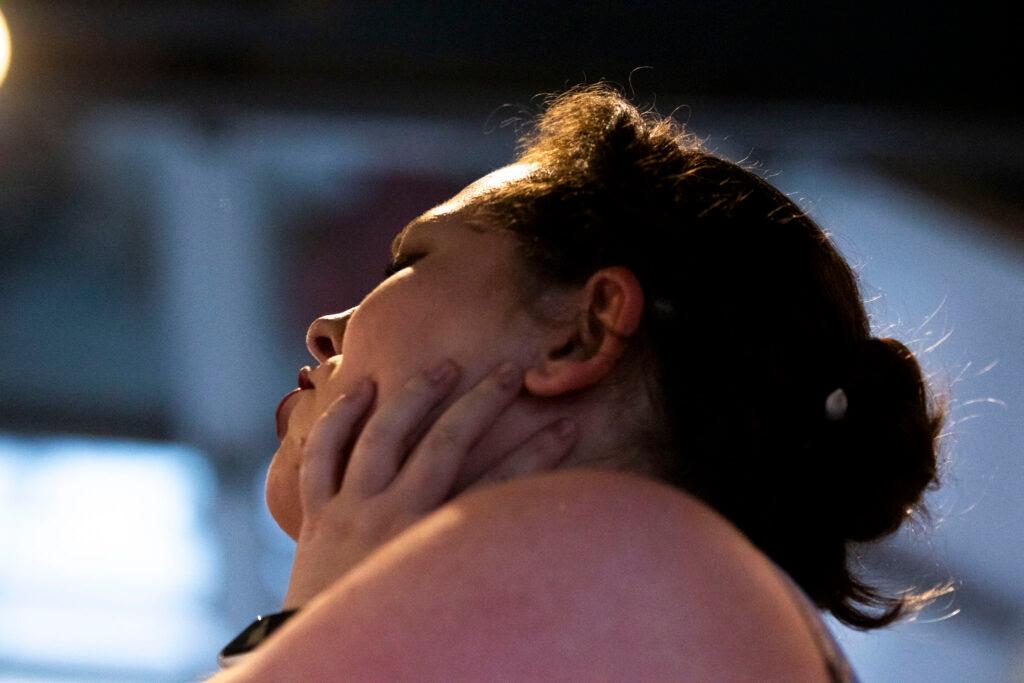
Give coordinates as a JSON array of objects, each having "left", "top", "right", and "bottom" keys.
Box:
[{"left": 228, "top": 470, "right": 831, "bottom": 681}]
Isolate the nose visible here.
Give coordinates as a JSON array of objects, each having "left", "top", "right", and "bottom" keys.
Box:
[{"left": 305, "top": 306, "right": 357, "bottom": 362}]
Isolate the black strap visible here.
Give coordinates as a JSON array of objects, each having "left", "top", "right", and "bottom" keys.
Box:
[{"left": 218, "top": 609, "right": 299, "bottom": 669}]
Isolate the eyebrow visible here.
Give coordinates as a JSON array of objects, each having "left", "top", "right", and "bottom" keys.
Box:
[
  {"left": 389, "top": 227, "right": 405, "bottom": 258},
  {"left": 390, "top": 218, "right": 425, "bottom": 258},
  {"left": 390, "top": 209, "right": 491, "bottom": 257}
]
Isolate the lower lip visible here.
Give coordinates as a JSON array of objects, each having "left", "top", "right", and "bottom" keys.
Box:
[{"left": 275, "top": 388, "right": 304, "bottom": 440}]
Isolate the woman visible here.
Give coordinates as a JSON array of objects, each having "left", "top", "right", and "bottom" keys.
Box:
[{"left": 214, "top": 85, "right": 947, "bottom": 681}]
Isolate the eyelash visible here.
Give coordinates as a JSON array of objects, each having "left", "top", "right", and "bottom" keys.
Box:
[{"left": 383, "top": 253, "right": 424, "bottom": 278}]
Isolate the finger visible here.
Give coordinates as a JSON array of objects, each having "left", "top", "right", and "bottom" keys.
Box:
[
  {"left": 299, "top": 379, "right": 375, "bottom": 512},
  {"left": 342, "top": 359, "right": 460, "bottom": 499},
  {"left": 462, "top": 418, "right": 577, "bottom": 495},
  {"left": 393, "top": 362, "right": 523, "bottom": 511}
]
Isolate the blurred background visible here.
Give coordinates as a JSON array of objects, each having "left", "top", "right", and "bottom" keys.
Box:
[{"left": 0, "top": 2, "right": 1020, "bottom": 681}]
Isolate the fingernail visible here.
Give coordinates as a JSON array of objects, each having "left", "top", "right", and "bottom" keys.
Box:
[
  {"left": 495, "top": 362, "right": 522, "bottom": 389},
  {"left": 428, "top": 359, "right": 455, "bottom": 383}
]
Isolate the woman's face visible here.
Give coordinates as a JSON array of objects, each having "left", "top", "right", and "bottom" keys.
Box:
[{"left": 267, "top": 164, "right": 547, "bottom": 537}]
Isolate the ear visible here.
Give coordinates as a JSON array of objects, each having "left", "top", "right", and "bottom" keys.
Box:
[{"left": 524, "top": 266, "right": 645, "bottom": 397}]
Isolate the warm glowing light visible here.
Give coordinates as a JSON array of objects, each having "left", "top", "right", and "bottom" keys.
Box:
[{"left": 0, "top": 8, "right": 11, "bottom": 88}]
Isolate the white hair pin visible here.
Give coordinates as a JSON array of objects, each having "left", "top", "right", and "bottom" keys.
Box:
[{"left": 825, "top": 388, "right": 848, "bottom": 421}]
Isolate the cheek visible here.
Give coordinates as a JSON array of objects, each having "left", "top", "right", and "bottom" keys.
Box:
[{"left": 347, "top": 281, "right": 448, "bottom": 375}]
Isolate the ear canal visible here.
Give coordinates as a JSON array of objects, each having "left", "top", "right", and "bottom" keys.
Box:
[
  {"left": 525, "top": 266, "right": 643, "bottom": 399},
  {"left": 551, "top": 339, "right": 575, "bottom": 359}
]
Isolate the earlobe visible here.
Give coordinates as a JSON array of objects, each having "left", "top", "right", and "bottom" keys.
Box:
[{"left": 524, "top": 267, "right": 644, "bottom": 397}]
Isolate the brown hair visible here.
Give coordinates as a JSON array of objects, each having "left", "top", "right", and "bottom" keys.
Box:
[{"left": 481, "top": 84, "right": 949, "bottom": 629}]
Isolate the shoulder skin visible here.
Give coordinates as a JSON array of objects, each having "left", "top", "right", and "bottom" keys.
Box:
[{"left": 217, "top": 469, "right": 831, "bottom": 682}]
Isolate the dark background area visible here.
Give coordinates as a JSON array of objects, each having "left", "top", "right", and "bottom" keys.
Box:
[
  {"left": 7, "top": 2, "right": 1020, "bottom": 112},
  {"left": 4, "top": 1, "right": 1021, "bottom": 258}
]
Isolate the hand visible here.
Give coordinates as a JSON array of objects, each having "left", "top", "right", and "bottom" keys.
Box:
[{"left": 282, "top": 359, "right": 578, "bottom": 609}]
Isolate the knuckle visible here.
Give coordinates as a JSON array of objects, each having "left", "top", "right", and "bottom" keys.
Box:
[
  {"left": 425, "top": 423, "right": 462, "bottom": 452},
  {"left": 404, "top": 372, "right": 438, "bottom": 397}
]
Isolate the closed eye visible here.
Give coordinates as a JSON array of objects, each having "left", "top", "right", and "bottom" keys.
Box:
[{"left": 383, "top": 253, "right": 425, "bottom": 278}]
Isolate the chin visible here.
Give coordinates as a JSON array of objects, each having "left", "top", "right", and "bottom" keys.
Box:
[{"left": 265, "top": 451, "right": 302, "bottom": 540}]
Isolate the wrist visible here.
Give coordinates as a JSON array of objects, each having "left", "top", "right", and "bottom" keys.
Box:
[{"left": 218, "top": 609, "right": 299, "bottom": 669}]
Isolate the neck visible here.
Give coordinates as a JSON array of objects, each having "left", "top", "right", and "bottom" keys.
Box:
[{"left": 455, "top": 381, "right": 656, "bottom": 493}]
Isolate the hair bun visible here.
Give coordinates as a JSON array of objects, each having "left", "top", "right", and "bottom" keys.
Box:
[{"left": 830, "top": 337, "right": 943, "bottom": 542}]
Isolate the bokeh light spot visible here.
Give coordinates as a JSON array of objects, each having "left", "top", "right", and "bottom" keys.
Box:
[{"left": 0, "top": 8, "right": 10, "bottom": 88}]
